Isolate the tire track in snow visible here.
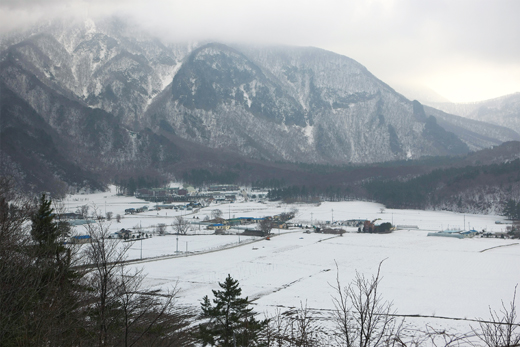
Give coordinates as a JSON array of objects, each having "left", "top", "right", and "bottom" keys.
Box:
[
  {"left": 479, "top": 243, "right": 518, "bottom": 253},
  {"left": 261, "top": 304, "right": 520, "bottom": 326},
  {"left": 251, "top": 268, "right": 331, "bottom": 301}
]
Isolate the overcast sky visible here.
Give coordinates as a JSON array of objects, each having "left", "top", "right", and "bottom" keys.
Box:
[{"left": 1, "top": 0, "right": 519, "bottom": 103}]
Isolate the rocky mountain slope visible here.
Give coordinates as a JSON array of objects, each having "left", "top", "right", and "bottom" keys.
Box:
[
  {"left": 1, "top": 17, "right": 519, "bottom": 193},
  {"left": 424, "top": 105, "right": 520, "bottom": 151},
  {"left": 145, "top": 43, "right": 488, "bottom": 163}
]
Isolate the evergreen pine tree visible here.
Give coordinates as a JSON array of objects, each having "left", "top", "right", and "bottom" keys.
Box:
[
  {"left": 31, "top": 194, "right": 69, "bottom": 264},
  {"left": 29, "top": 194, "right": 82, "bottom": 344},
  {"left": 198, "top": 274, "right": 269, "bottom": 347}
]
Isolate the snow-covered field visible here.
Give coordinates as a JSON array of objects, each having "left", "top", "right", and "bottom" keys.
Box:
[{"left": 62, "top": 187, "right": 519, "bottom": 334}]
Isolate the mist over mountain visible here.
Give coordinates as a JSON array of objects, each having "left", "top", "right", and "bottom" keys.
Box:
[
  {"left": 428, "top": 93, "right": 520, "bottom": 136},
  {"left": 1, "top": 17, "right": 519, "bottom": 195},
  {"left": 391, "top": 84, "right": 452, "bottom": 104}
]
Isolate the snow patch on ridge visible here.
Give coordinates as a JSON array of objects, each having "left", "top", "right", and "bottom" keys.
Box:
[
  {"left": 84, "top": 19, "right": 96, "bottom": 36},
  {"left": 94, "top": 79, "right": 102, "bottom": 96},
  {"left": 249, "top": 80, "right": 257, "bottom": 97},
  {"left": 240, "top": 84, "right": 252, "bottom": 108},
  {"left": 303, "top": 125, "right": 314, "bottom": 145},
  {"left": 190, "top": 78, "right": 197, "bottom": 95}
]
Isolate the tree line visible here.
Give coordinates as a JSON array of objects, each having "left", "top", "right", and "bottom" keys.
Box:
[
  {"left": 263, "top": 160, "right": 520, "bottom": 217},
  {"left": 182, "top": 169, "right": 239, "bottom": 186},
  {"left": 114, "top": 175, "right": 165, "bottom": 196},
  {"left": 267, "top": 185, "right": 354, "bottom": 202},
  {"left": 364, "top": 159, "right": 520, "bottom": 212},
  {"left": 503, "top": 199, "right": 520, "bottom": 220}
]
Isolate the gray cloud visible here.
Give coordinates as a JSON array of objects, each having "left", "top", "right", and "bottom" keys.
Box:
[{"left": 1, "top": 0, "right": 519, "bottom": 102}]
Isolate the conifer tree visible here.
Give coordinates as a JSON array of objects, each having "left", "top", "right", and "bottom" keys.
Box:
[
  {"left": 31, "top": 194, "right": 70, "bottom": 265},
  {"left": 26, "top": 195, "right": 81, "bottom": 344},
  {"left": 198, "top": 274, "right": 269, "bottom": 347}
]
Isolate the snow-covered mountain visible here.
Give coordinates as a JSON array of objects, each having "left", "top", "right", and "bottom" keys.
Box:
[
  {"left": 144, "top": 42, "right": 495, "bottom": 163},
  {"left": 1, "top": 17, "right": 519, "bottom": 192},
  {"left": 428, "top": 93, "right": 520, "bottom": 136}
]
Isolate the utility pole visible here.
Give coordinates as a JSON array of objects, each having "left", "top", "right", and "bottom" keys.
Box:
[
  {"left": 331, "top": 209, "right": 334, "bottom": 224},
  {"left": 176, "top": 235, "right": 179, "bottom": 253},
  {"left": 140, "top": 239, "right": 142, "bottom": 259}
]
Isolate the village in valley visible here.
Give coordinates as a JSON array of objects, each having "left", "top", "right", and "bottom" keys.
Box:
[
  {"left": 62, "top": 183, "right": 518, "bottom": 245},
  {"left": 52, "top": 182, "right": 520, "bottom": 337}
]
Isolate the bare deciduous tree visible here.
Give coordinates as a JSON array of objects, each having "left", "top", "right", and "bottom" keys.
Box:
[
  {"left": 84, "top": 220, "right": 195, "bottom": 346},
  {"left": 285, "top": 302, "right": 327, "bottom": 347},
  {"left": 117, "top": 267, "right": 195, "bottom": 346},
  {"left": 77, "top": 204, "right": 89, "bottom": 219},
  {"left": 211, "top": 209, "right": 223, "bottom": 219},
  {"left": 279, "top": 212, "right": 292, "bottom": 223},
  {"left": 331, "top": 260, "right": 404, "bottom": 347},
  {"left": 471, "top": 286, "right": 520, "bottom": 347},
  {"left": 172, "top": 216, "right": 190, "bottom": 235},
  {"left": 417, "top": 324, "right": 471, "bottom": 347},
  {"left": 156, "top": 223, "right": 167, "bottom": 235},
  {"left": 84, "top": 221, "right": 132, "bottom": 345},
  {"left": 258, "top": 218, "right": 274, "bottom": 236},
  {"left": 263, "top": 304, "right": 328, "bottom": 347}
]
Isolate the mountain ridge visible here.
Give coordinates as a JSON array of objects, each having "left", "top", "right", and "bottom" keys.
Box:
[{"left": 1, "top": 17, "right": 519, "bottom": 195}]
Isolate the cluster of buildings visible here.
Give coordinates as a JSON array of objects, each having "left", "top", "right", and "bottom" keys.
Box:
[
  {"left": 135, "top": 187, "right": 190, "bottom": 201},
  {"left": 134, "top": 186, "right": 240, "bottom": 204},
  {"left": 203, "top": 212, "right": 296, "bottom": 235},
  {"left": 109, "top": 229, "right": 153, "bottom": 240},
  {"left": 134, "top": 185, "right": 270, "bottom": 205},
  {"left": 427, "top": 229, "right": 480, "bottom": 239},
  {"left": 56, "top": 212, "right": 95, "bottom": 226},
  {"left": 124, "top": 202, "right": 203, "bottom": 215}
]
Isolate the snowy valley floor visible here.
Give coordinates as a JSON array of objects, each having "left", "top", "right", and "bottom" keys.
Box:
[{"left": 62, "top": 189, "right": 519, "bottom": 335}]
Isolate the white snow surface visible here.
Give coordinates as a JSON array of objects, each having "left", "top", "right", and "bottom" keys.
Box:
[
  {"left": 303, "top": 124, "right": 314, "bottom": 145},
  {"left": 61, "top": 187, "right": 519, "bottom": 333}
]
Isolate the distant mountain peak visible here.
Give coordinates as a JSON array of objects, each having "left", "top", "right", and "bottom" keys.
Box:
[{"left": 427, "top": 92, "right": 520, "bottom": 136}]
